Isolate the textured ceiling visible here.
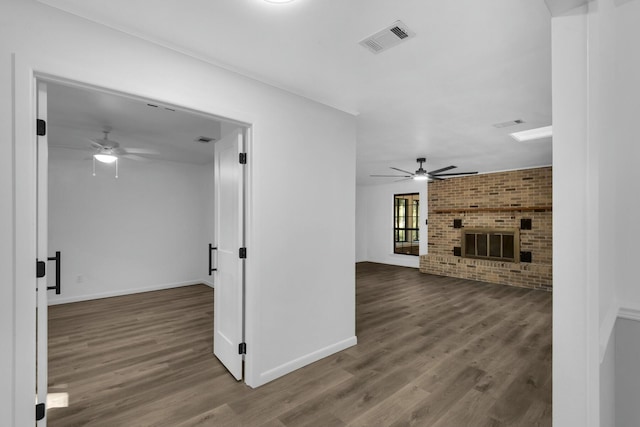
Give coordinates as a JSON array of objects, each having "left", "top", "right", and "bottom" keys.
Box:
[{"left": 39, "top": 0, "right": 553, "bottom": 183}]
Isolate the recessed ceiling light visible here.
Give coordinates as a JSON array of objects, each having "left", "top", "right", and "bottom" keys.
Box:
[
  {"left": 264, "top": 0, "right": 296, "bottom": 3},
  {"left": 510, "top": 125, "right": 553, "bottom": 142}
]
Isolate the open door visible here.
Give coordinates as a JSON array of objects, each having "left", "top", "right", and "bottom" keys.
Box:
[
  {"left": 36, "top": 81, "right": 49, "bottom": 426},
  {"left": 213, "top": 128, "right": 245, "bottom": 380}
]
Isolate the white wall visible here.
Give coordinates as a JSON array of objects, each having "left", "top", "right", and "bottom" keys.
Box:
[
  {"left": 356, "top": 181, "right": 427, "bottom": 268},
  {"left": 551, "top": 5, "right": 596, "bottom": 425},
  {"left": 614, "top": 0, "right": 640, "bottom": 312},
  {"left": 551, "top": 0, "right": 640, "bottom": 424},
  {"left": 0, "top": 51, "right": 14, "bottom": 424},
  {"left": 600, "top": 331, "right": 616, "bottom": 427},
  {"left": 615, "top": 318, "right": 640, "bottom": 427},
  {"left": 47, "top": 148, "right": 214, "bottom": 304},
  {"left": 1, "top": 0, "right": 356, "bottom": 422},
  {"left": 355, "top": 187, "right": 368, "bottom": 263}
]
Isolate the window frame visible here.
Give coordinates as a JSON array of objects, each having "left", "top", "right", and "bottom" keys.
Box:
[{"left": 393, "top": 193, "right": 420, "bottom": 256}]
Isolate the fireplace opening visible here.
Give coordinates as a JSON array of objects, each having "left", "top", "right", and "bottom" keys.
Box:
[{"left": 461, "top": 228, "right": 520, "bottom": 262}]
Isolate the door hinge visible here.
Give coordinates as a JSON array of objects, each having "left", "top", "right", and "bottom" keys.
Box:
[
  {"left": 36, "top": 119, "right": 46, "bottom": 136},
  {"left": 238, "top": 342, "right": 247, "bottom": 355},
  {"left": 35, "top": 402, "right": 46, "bottom": 421},
  {"left": 239, "top": 153, "right": 247, "bottom": 164},
  {"left": 36, "top": 260, "right": 46, "bottom": 278},
  {"left": 239, "top": 247, "right": 247, "bottom": 259}
]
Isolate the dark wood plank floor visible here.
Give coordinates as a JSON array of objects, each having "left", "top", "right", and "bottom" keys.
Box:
[{"left": 48, "top": 262, "right": 551, "bottom": 426}]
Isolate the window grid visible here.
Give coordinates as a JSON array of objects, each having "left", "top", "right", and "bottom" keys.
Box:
[{"left": 394, "top": 193, "right": 419, "bottom": 256}]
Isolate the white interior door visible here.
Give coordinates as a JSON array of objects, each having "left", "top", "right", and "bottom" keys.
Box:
[
  {"left": 213, "top": 128, "right": 244, "bottom": 380},
  {"left": 36, "top": 81, "right": 49, "bottom": 426}
]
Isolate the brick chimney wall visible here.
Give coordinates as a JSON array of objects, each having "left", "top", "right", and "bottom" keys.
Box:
[{"left": 420, "top": 167, "right": 552, "bottom": 291}]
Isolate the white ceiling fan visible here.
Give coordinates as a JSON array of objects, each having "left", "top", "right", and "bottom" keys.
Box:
[
  {"left": 55, "top": 128, "right": 158, "bottom": 178},
  {"left": 88, "top": 129, "right": 157, "bottom": 163}
]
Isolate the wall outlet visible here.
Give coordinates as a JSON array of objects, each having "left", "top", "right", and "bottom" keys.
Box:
[{"left": 76, "top": 275, "right": 84, "bottom": 284}]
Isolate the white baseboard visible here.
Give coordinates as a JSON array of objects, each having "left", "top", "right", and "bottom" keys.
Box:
[
  {"left": 600, "top": 302, "right": 640, "bottom": 362},
  {"left": 201, "top": 279, "right": 215, "bottom": 289},
  {"left": 362, "top": 257, "right": 419, "bottom": 269},
  {"left": 47, "top": 280, "right": 207, "bottom": 305},
  {"left": 257, "top": 336, "right": 357, "bottom": 386}
]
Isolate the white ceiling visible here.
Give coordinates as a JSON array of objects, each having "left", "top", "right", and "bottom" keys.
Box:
[
  {"left": 48, "top": 82, "right": 237, "bottom": 165},
  {"left": 39, "top": 0, "right": 552, "bottom": 184}
]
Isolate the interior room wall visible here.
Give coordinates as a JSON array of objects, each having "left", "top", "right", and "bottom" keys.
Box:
[
  {"left": 552, "top": 0, "right": 640, "bottom": 423},
  {"left": 609, "top": 1, "right": 640, "bottom": 423},
  {"left": 613, "top": 0, "right": 640, "bottom": 313},
  {"left": 202, "top": 158, "right": 216, "bottom": 288},
  {"left": 0, "top": 52, "right": 13, "bottom": 422},
  {"left": 355, "top": 187, "right": 368, "bottom": 262},
  {"left": 356, "top": 181, "right": 428, "bottom": 268},
  {"left": 588, "top": 0, "right": 621, "bottom": 422},
  {"left": 2, "top": 0, "right": 356, "bottom": 418},
  {"left": 551, "top": 5, "right": 594, "bottom": 425},
  {"left": 47, "top": 148, "right": 213, "bottom": 304},
  {"left": 600, "top": 330, "right": 616, "bottom": 427},
  {"left": 615, "top": 318, "right": 640, "bottom": 427}
]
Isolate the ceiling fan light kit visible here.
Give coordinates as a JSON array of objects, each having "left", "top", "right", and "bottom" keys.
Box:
[
  {"left": 92, "top": 155, "right": 119, "bottom": 178},
  {"left": 94, "top": 153, "right": 117, "bottom": 163},
  {"left": 370, "top": 157, "right": 478, "bottom": 182},
  {"left": 83, "top": 129, "right": 158, "bottom": 178}
]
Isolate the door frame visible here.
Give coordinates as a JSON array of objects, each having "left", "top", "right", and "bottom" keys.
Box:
[{"left": 12, "top": 57, "right": 256, "bottom": 425}]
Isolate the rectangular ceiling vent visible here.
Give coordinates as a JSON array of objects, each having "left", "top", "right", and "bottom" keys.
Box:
[{"left": 359, "top": 20, "right": 416, "bottom": 54}]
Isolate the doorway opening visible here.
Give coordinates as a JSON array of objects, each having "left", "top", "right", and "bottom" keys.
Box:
[{"left": 37, "top": 77, "right": 250, "bottom": 424}]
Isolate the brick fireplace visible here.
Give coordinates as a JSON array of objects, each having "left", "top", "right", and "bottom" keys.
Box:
[{"left": 419, "top": 167, "right": 552, "bottom": 291}]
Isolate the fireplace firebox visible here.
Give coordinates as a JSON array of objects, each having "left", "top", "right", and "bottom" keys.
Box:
[{"left": 461, "top": 228, "right": 520, "bottom": 262}]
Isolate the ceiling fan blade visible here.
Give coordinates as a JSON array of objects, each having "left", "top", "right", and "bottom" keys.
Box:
[
  {"left": 431, "top": 171, "right": 479, "bottom": 177},
  {"left": 370, "top": 174, "right": 412, "bottom": 178},
  {"left": 120, "top": 154, "right": 151, "bottom": 162},
  {"left": 428, "top": 165, "right": 457, "bottom": 175},
  {"left": 123, "top": 147, "right": 159, "bottom": 155},
  {"left": 89, "top": 138, "right": 120, "bottom": 149},
  {"left": 394, "top": 178, "right": 414, "bottom": 182},
  {"left": 390, "top": 167, "right": 415, "bottom": 175},
  {"left": 89, "top": 140, "right": 105, "bottom": 149}
]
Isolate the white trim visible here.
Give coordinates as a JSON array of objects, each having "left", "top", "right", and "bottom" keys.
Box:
[
  {"left": 600, "top": 300, "right": 620, "bottom": 362},
  {"left": 201, "top": 279, "right": 215, "bottom": 289},
  {"left": 600, "top": 303, "right": 640, "bottom": 362},
  {"left": 12, "top": 58, "right": 257, "bottom": 421},
  {"left": 545, "top": 0, "right": 589, "bottom": 17},
  {"left": 47, "top": 280, "right": 209, "bottom": 305},
  {"left": 619, "top": 305, "right": 640, "bottom": 322},
  {"left": 256, "top": 336, "right": 357, "bottom": 387},
  {"left": 13, "top": 55, "right": 38, "bottom": 427}
]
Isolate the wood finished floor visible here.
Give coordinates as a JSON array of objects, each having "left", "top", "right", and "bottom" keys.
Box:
[{"left": 48, "top": 263, "right": 552, "bottom": 426}]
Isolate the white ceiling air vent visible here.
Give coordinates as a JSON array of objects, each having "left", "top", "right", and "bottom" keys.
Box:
[{"left": 359, "top": 20, "right": 416, "bottom": 54}]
